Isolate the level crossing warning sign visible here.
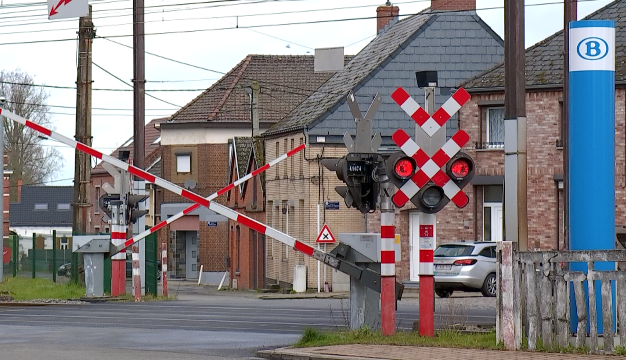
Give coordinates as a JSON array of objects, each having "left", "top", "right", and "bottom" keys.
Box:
[{"left": 316, "top": 224, "right": 336, "bottom": 243}]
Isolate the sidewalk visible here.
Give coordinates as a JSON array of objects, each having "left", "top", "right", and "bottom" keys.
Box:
[{"left": 257, "top": 344, "right": 610, "bottom": 360}]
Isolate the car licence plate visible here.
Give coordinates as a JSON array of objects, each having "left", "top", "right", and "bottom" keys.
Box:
[{"left": 435, "top": 264, "right": 452, "bottom": 270}]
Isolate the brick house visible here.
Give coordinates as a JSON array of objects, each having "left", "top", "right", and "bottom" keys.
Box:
[
  {"left": 426, "top": 0, "right": 626, "bottom": 256},
  {"left": 226, "top": 136, "right": 265, "bottom": 290},
  {"left": 263, "top": 0, "right": 504, "bottom": 288},
  {"left": 157, "top": 55, "right": 345, "bottom": 281},
  {"left": 89, "top": 117, "right": 165, "bottom": 234}
]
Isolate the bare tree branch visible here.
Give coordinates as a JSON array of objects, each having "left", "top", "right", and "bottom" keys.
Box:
[{"left": 0, "top": 68, "right": 64, "bottom": 201}]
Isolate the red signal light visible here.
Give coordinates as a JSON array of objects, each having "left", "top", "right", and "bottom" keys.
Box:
[
  {"left": 450, "top": 158, "right": 470, "bottom": 179},
  {"left": 394, "top": 158, "right": 414, "bottom": 179}
]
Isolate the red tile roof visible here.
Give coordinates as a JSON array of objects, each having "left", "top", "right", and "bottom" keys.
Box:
[{"left": 166, "top": 54, "right": 351, "bottom": 124}]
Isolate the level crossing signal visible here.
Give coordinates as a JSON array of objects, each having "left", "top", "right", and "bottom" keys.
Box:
[{"left": 322, "top": 153, "right": 383, "bottom": 214}]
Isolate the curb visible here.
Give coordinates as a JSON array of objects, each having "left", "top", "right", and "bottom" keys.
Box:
[
  {"left": 258, "top": 294, "right": 349, "bottom": 300},
  {"left": 257, "top": 348, "right": 371, "bottom": 360},
  {"left": 0, "top": 302, "right": 83, "bottom": 306}
]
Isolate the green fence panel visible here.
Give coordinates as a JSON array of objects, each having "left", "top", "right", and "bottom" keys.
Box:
[
  {"left": 31, "top": 233, "right": 35, "bottom": 279},
  {"left": 52, "top": 230, "right": 57, "bottom": 283},
  {"left": 145, "top": 230, "right": 158, "bottom": 296},
  {"left": 11, "top": 235, "right": 17, "bottom": 277},
  {"left": 104, "top": 256, "right": 111, "bottom": 294}
]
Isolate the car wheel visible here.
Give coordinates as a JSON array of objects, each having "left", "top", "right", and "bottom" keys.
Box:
[
  {"left": 436, "top": 290, "right": 453, "bottom": 298},
  {"left": 481, "top": 273, "right": 497, "bottom": 297}
]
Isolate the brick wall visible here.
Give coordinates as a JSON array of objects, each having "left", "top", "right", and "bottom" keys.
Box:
[
  {"left": 431, "top": 0, "right": 475, "bottom": 11},
  {"left": 265, "top": 134, "right": 366, "bottom": 288},
  {"left": 89, "top": 173, "right": 114, "bottom": 234},
  {"left": 227, "top": 154, "right": 266, "bottom": 290}
]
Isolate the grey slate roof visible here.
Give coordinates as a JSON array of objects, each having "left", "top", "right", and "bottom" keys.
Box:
[
  {"left": 264, "top": 12, "right": 434, "bottom": 136},
  {"left": 265, "top": 9, "right": 505, "bottom": 139},
  {"left": 233, "top": 137, "right": 253, "bottom": 180},
  {"left": 10, "top": 186, "right": 73, "bottom": 227},
  {"left": 462, "top": 0, "right": 626, "bottom": 90}
]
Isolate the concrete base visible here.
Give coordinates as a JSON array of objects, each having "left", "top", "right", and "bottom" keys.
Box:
[{"left": 350, "top": 276, "right": 380, "bottom": 330}]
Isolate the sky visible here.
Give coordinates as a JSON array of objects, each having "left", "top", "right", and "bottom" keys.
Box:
[{"left": 0, "top": 0, "right": 616, "bottom": 185}]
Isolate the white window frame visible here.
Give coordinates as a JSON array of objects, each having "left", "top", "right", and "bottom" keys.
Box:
[
  {"left": 176, "top": 154, "right": 191, "bottom": 173},
  {"left": 485, "top": 107, "right": 505, "bottom": 149}
]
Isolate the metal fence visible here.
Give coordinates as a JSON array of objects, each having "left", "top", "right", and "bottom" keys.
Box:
[
  {"left": 6, "top": 231, "right": 74, "bottom": 284},
  {"left": 497, "top": 246, "right": 626, "bottom": 354}
]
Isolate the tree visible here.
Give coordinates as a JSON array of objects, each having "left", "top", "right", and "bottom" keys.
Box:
[{"left": 0, "top": 68, "right": 63, "bottom": 201}]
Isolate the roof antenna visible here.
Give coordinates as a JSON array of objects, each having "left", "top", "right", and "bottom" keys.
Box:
[{"left": 385, "top": 1, "right": 391, "bottom": 5}]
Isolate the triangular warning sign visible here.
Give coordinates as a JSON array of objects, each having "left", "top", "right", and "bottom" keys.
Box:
[{"left": 316, "top": 224, "right": 336, "bottom": 243}]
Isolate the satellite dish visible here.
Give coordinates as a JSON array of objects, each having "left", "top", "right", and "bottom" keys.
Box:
[{"left": 184, "top": 179, "right": 197, "bottom": 190}]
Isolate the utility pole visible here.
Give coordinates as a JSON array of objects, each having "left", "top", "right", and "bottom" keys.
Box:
[
  {"left": 504, "top": 0, "right": 527, "bottom": 251},
  {"left": 251, "top": 81, "right": 260, "bottom": 137},
  {"left": 73, "top": 5, "right": 94, "bottom": 237},
  {"left": 563, "top": 0, "right": 577, "bottom": 250},
  {"left": 133, "top": 0, "right": 147, "bottom": 297},
  {"left": 133, "top": 0, "right": 145, "bottom": 171},
  {"left": 0, "top": 96, "right": 5, "bottom": 283}
]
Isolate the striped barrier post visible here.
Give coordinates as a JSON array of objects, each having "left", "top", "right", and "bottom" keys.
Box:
[
  {"left": 110, "top": 201, "right": 126, "bottom": 297},
  {"left": 418, "top": 215, "right": 435, "bottom": 337},
  {"left": 380, "top": 180, "right": 396, "bottom": 336},
  {"left": 132, "top": 245, "right": 141, "bottom": 302},
  {"left": 161, "top": 241, "right": 167, "bottom": 297}
]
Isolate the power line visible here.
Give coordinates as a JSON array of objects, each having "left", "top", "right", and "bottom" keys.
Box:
[
  {"left": 8, "top": 100, "right": 177, "bottom": 111},
  {"left": 0, "top": 0, "right": 609, "bottom": 46},
  {"left": 92, "top": 61, "right": 183, "bottom": 107},
  {"left": 0, "top": 80, "right": 206, "bottom": 92}
]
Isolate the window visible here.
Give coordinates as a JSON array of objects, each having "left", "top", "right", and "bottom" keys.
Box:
[
  {"left": 486, "top": 107, "right": 504, "bottom": 148},
  {"left": 275, "top": 142, "right": 280, "bottom": 179},
  {"left": 105, "top": 227, "right": 110, "bottom": 233},
  {"left": 236, "top": 226, "right": 241, "bottom": 272},
  {"left": 266, "top": 202, "right": 274, "bottom": 258},
  {"left": 176, "top": 154, "right": 191, "bottom": 173},
  {"left": 252, "top": 172, "right": 258, "bottom": 208},
  {"left": 290, "top": 139, "right": 294, "bottom": 177},
  {"left": 283, "top": 139, "right": 288, "bottom": 178},
  {"left": 57, "top": 203, "right": 71, "bottom": 211},
  {"left": 34, "top": 203, "right": 48, "bottom": 211},
  {"left": 299, "top": 199, "right": 305, "bottom": 262},
  {"left": 281, "top": 200, "right": 288, "bottom": 260},
  {"left": 299, "top": 138, "right": 304, "bottom": 177},
  {"left": 557, "top": 101, "right": 564, "bottom": 148}
]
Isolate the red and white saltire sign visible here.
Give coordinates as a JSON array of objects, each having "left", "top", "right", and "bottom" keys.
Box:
[
  {"left": 380, "top": 212, "right": 395, "bottom": 277},
  {"left": 391, "top": 87, "right": 471, "bottom": 137},
  {"left": 391, "top": 129, "right": 470, "bottom": 208},
  {"left": 316, "top": 224, "right": 336, "bottom": 244},
  {"left": 48, "top": 0, "right": 88, "bottom": 20}
]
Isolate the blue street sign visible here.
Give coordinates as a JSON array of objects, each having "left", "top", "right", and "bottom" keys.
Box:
[
  {"left": 325, "top": 201, "right": 340, "bottom": 210},
  {"left": 207, "top": 222, "right": 218, "bottom": 227}
]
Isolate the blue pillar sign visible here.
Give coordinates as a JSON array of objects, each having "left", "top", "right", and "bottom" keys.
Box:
[{"left": 568, "top": 20, "right": 616, "bottom": 334}]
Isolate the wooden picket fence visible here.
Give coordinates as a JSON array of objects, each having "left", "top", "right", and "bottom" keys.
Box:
[{"left": 497, "top": 247, "right": 626, "bottom": 354}]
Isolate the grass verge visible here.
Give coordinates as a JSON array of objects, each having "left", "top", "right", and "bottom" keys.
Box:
[
  {"left": 295, "top": 327, "right": 501, "bottom": 350},
  {"left": 0, "top": 277, "right": 85, "bottom": 300}
]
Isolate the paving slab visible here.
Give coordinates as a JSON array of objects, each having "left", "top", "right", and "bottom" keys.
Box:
[{"left": 258, "top": 344, "right": 611, "bottom": 360}]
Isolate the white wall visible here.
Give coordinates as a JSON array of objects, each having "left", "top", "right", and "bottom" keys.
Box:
[{"left": 162, "top": 126, "right": 271, "bottom": 145}]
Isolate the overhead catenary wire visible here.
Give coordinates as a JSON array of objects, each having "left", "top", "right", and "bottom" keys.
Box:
[{"left": 0, "top": 0, "right": 609, "bottom": 46}]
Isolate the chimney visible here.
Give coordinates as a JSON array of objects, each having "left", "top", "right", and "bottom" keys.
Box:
[
  {"left": 431, "top": 0, "right": 475, "bottom": 12},
  {"left": 17, "top": 179, "right": 22, "bottom": 203},
  {"left": 377, "top": 2, "right": 399, "bottom": 34}
]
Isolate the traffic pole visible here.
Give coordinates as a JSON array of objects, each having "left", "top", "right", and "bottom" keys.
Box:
[
  {"left": 161, "top": 241, "right": 168, "bottom": 297},
  {"left": 111, "top": 201, "right": 126, "bottom": 296},
  {"left": 380, "top": 180, "right": 396, "bottom": 336},
  {"left": 418, "top": 214, "right": 436, "bottom": 337}
]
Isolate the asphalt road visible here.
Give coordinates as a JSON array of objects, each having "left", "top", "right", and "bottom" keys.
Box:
[{"left": 0, "top": 287, "right": 496, "bottom": 360}]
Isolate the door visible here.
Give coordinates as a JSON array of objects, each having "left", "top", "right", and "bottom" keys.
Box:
[
  {"left": 186, "top": 231, "right": 198, "bottom": 279},
  {"left": 409, "top": 212, "right": 420, "bottom": 282},
  {"left": 492, "top": 205, "right": 503, "bottom": 242}
]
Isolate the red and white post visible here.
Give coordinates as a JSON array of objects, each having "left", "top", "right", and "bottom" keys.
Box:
[
  {"left": 132, "top": 245, "right": 141, "bottom": 302},
  {"left": 111, "top": 200, "right": 126, "bottom": 297},
  {"left": 380, "top": 181, "right": 396, "bottom": 336},
  {"left": 161, "top": 241, "right": 168, "bottom": 297},
  {"left": 418, "top": 213, "right": 436, "bottom": 337}
]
